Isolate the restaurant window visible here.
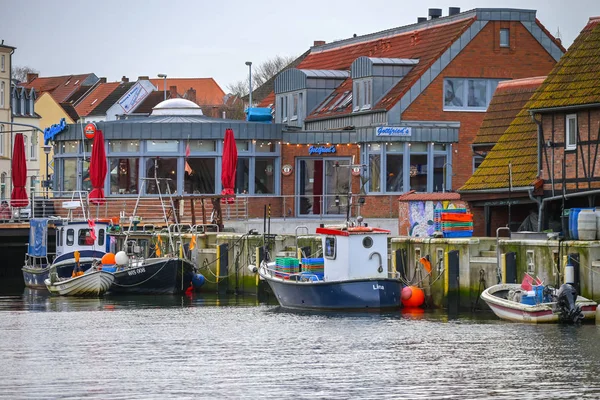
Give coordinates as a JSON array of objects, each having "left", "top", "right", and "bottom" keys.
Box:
[
  {"left": 500, "top": 29, "right": 510, "bottom": 47},
  {"left": 409, "top": 143, "right": 428, "bottom": 192},
  {"left": 566, "top": 114, "right": 577, "bottom": 150},
  {"left": 433, "top": 144, "right": 447, "bottom": 192},
  {"left": 368, "top": 143, "right": 382, "bottom": 192},
  {"left": 147, "top": 140, "right": 179, "bottom": 152},
  {"left": 255, "top": 141, "right": 276, "bottom": 153},
  {"left": 62, "top": 159, "right": 77, "bottom": 192},
  {"left": 109, "top": 140, "right": 139, "bottom": 153},
  {"left": 444, "top": 78, "right": 505, "bottom": 111},
  {"left": 110, "top": 158, "right": 139, "bottom": 194},
  {"left": 236, "top": 157, "right": 250, "bottom": 194},
  {"left": 81, "top": 159, "right": 92, "bottom": 192},
  {"left": 78, "top": 229, "right": 95, "bottom": 246},
  {"left": 184, "top": 158, "right": 216, "bottom": 194},
  {"left": 146, "top": 157, "right": 177, "bottom": 194},
  {"left": 255, "top": 158, "right": 275, "bottom": 194},
  {"left": 236, "top": 140, "right": 250, "bottom": 152},
  {"left": 385, "top": 143, "right": 404, "bottom": 192},
  {"left": 62, "top": 140, "right": 79, "bottom": 154},
  {"left": 66, "top": 229, "right": 74, "bottom": 246},
  {"left": 83, "top": 141, "right": 93, "bottom": 154},
  {"left": 188, "top": 140, "right": 216, "bottom": 152}
]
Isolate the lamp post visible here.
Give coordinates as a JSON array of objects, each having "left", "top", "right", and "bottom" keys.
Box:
[
  {"left": 158, "top": 74, "right": 167, "bottom": 101},
  {"left": 245, "top": 61, "right": 252, "bottom": 108},
  {"left": 43, "top": 144, "right": 52, "bottom": 199}
]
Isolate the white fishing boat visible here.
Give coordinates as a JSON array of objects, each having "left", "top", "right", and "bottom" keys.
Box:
[
  {"left": 481, "top": 283, "right": 597, "bottom": 323},
  {"left": 44, "top": 268, "right": 114, "bottom": 297}
]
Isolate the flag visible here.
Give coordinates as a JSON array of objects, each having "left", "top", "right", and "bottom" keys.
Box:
[
  {"left": 190, "top": 234, "right": 197, "bottom": 250},
  {"left": 87, "top": 219, "right": 97, "bottom": 240},
  {"left": 185, "top": 141, "right": 190, "bottom": 158},
  {"left": 156, "top": 235, "right": 163, "bottom": 257},
  {"left": 185, "top": 161, "right": 193, "bottom": 175}
]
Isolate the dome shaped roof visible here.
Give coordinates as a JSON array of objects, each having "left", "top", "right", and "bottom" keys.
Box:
[{"left": 151, "top": 98, "right": 204, "bottom": 116}]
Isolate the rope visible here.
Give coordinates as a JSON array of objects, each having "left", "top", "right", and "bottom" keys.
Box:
[{"left": 110, "top": 259, "right": 171, "bottom": 287}]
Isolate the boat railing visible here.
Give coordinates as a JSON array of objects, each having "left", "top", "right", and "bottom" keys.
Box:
[{"left": 192, "top": 224, "right": 220, "bottom": 233}]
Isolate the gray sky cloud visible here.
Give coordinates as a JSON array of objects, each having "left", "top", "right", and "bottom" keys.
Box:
[{"left": 2, "top": 0, "right": 599, "bottom": 93}]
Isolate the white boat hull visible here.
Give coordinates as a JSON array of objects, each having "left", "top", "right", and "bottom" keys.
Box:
[
  {"left": 44, "top": 270, "right": 115, "bottom": 297},
  {"left": 481, "top": 283, "right": 597, "bottom": 323}
]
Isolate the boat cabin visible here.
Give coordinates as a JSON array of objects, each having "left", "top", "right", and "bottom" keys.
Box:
[
  {"left": 315, "top": 226, "right": 390, "bottom": 282},
  {"left": 54, "top": 220, "right": 110, "bottom": 259}
]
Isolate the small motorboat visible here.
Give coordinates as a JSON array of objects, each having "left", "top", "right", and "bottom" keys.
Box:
[
  {"left": 45, "top": 268, "right": 114, "bottom": 297},
  {"left": 258, "top": 223, "right": 402, "bottom": 311},
  {"left": 481, "top": 282, "right": 597, "bottom": 323}
]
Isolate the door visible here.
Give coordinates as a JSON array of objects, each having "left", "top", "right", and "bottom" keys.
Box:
[{"left": 296, "top": 158, "right": 351, "bottom": 216}]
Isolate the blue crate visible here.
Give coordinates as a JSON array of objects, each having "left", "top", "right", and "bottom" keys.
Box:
[{"left": 442, "top": 230, "right": 473, "bottom": 238}]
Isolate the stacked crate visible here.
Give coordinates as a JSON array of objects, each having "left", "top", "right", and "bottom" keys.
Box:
[
  {"left": 301, "top": 258, "right": 325, "bottom": 281},
  {"left": 275, "top": 257, "right": 299, "bottom": 278},
  {"left": 439, "top": 209, "right": 473, "bottom": 238}
]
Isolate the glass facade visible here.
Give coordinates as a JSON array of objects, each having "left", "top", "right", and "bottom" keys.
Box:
[
  {"left": 184, "top": 158, "right": 216, "bottom": 194},
  {"left": 110, "top": 158, "right": 139, "bottom": 194},
  {"left": 145, "top": 158, "right": 177, "bottom": 194}
]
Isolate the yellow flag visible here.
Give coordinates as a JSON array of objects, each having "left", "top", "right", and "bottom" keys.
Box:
[{"left": 190, "top": 235, "right": 196, "bottom": 250}]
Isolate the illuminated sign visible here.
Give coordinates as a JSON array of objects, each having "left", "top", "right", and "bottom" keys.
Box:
[
  {"left": 43, "top": 118, "right": 67, "bottom": 144},
  {"left": 375, "top": 126, "right": 412, "bottom": 136},
  {"left": 308, "top": 145, "right": 336, "bottom": 155}
]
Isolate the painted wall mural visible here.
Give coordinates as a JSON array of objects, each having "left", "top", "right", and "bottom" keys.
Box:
[{"left": 398, "top": 200, "right": 467, "bottom": 237}]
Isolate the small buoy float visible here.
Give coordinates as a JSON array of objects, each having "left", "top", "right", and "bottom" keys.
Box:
[
  {"left": 401, "top": 286, "right": 425, "bottom": 308},
  {"left": 101, "top": 253, "right": 116, "bottom": 265}
]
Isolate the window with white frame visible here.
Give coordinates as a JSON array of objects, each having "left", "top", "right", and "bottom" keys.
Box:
[
  {"left": 363, "top": 80, "right": 371, "bottom": 109},
  {"left": 30, "top": 176, "right": 37, "bottom": 193},
  {"left": 500, "top": 29, "right": 510, "bottom": 48},
  {"left": 29, "top": 97, "right": 35, "bottom": 116},
  {"left": 30, "top": 135, "right": 37, "bottom": 160},
  {"left": 0, "top": 125, "right": 3, "bottom": 156},
  {"left": 443, "top": 78, "right": 504, "bottom": 111},
  {"left": 298, "top": 93, "right": 303, "bottom": 119},
  {"left": 283, "top": 96, "right": 288, "bottom": 122},
  {"left": 292, "top": 94, "right": 298, "bottom": 120},
  {"left": 0, "top": 81, "right": 4, "bottom": 108},
  {"left": 566, "top": 114, "right": 577, "bottom": 150},
  {"left": 0, "top": 55, "right": 4, "bottom": 72},
  {"left": 23, "top": 136, "right": 28, "bottom": 160},
  {"left": 353, "top": 82, "right": 361, "bottom": 112}
]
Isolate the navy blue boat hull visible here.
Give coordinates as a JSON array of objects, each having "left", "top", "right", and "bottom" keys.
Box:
[
  {"left": 109, "top": 258, "right": 197, "bottom": 295},
  {"left": 263, "top": 276, "right": 402, "bottom": 310}
]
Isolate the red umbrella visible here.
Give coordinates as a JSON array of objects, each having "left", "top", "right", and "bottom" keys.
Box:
[
  {"left": 89, "top": 129, "right": 107, "bottom": 205},
  {"left": 11, "top": 133, "right": 28, "bottom": 208},
  {"left": 221, "top": 128, "right": 237, "bottom": 204}
]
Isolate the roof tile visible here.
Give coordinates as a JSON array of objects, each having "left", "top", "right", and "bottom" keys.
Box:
[
  {"left": 150, "top": 78, "right": 225, "bottom": 105},
  {"left": 74, "top": 82, "right": 121, "bottom": 117}
]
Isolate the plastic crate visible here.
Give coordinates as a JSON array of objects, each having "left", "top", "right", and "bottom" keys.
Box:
[
  {"left": 442, "top": 230, "right": 473, "bottom": 238},
  {"left": 441, "top": 213, "right": 473, "bottom": 222}
]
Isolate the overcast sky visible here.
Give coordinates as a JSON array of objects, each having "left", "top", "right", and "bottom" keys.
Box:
[{"left": 2, "top": 0, "right": 599, "bottom": 93}]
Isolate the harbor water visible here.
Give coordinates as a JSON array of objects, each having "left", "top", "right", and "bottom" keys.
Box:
[{"left": 1, "top": 291, "right": 600, "bottom": 399}]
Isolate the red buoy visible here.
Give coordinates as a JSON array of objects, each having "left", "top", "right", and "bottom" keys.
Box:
[{"left": 401, "top": 286, "right": 425, "bottom": 308}]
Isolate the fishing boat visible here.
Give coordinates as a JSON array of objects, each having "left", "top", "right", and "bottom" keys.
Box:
[
  {"left": 258, "top": 222, "right": 402, "bottom": 310},
  {"left": 22, "top": 218, "right": 109, "bottom": 289},
  {"left": 481, "top": 282, "right": 597, "bottom": 323}
]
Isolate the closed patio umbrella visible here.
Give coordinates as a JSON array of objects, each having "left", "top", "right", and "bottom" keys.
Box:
[
  {"left": 221, "top": 128, "right": 237, "bottom": 204},
  {"left": 10, "top": 133, "right": 29, "bottom": 208},
  {"left": 89, "top": 129, "right": 107, "bottom": 205}
]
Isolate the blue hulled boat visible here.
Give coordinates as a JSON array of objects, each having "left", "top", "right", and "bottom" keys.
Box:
[
  {"left": 258, "top": 225, "right": 402, "bottom": 310},
  {"left": 22, "top": 219, "right": 109, "bottom": 289}
]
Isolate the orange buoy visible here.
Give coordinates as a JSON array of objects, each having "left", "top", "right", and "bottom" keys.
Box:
[
  {"left": 101, "top": 253, "right": 116, "bottom": 265},
  {"left": 401, "top": 286, "right": 425, "bottom": 308}
]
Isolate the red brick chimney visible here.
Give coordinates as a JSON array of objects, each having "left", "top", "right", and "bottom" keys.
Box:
[
  {"left": 313, "top": 40, "right": 326, "bottom": 46},
  {"left": 121, "top": 76, "right": 129, "bottom": 83},
  {"left": 26, "top": 73, "right": 38, "bottom": 83},
  {"left": 99, "top": 77, "right": 107, "bottom": 83},
  {"left": 185, "top": 87, "right": 197, "bottom": 104},
  {"left": 138, "top": 76, "right": 149, "bottom": 80},
  {"left": 169, "top": 85, "right": 178, "bottom": 99}
]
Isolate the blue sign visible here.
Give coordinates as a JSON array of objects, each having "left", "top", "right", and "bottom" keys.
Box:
[
  {"left": 43, "top": 118, "right": 67, "bottom": 144},
  {"left": 376, "top": 126, "right": 412, "bottom": 137},
  {"left": 308, "top": 145, "right": 336, "bottom": 155},
  {"left": 28, "top": 219, "right": 48, "bottom": 257}
]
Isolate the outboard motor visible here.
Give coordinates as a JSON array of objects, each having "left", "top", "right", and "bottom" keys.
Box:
[{"left": 555, "top": 283, "right": 584, "bottom": 323}]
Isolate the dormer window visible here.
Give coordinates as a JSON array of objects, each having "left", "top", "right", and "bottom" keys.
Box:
[
  {"left": 353, "top": 78, "right": 372, "bottom": 112},
  {"left": 292, "top": 94, "right": 298, "bottom": 121}
]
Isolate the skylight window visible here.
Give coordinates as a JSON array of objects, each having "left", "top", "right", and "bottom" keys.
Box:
[
  {"left": 339, "top": 93, "right": 353, "bottom": 109},
  {"left": 91, "top": 99, "right": 98, "bottom": 105},
  {"left": 329, "top": 91, "right": 349, "bottom": 111},
  {"left": 74, "top": 80, "right": 80, "bottom": 85},
  {"left": 65, "top": 80, "right": 71, "bottom": 86}
]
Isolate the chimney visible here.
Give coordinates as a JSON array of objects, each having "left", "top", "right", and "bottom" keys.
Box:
[
  {"left": 169, "top": 85, "right": 178, "bottom": 98},
  {"left": 121, "top": 76, "right": 129, "bottom": 83},
  {"left": 313, "top": 40, "right": 326, "bottom": 46},
  {"left": 26, "top": 73, "right": 38, "bottom": 83},
  {"left": 99, "top": 77, "right": 107, "bottom": 83},
  {"left": 428, "top": 8, "right": 442, "bottom": 19},
  {"left": 138, "top": 76, "right": 149, "bottom": 80},
  {"left": 186, "top": 87, "right": 196, "bottom": 104},
  {"left": 556, "top": 37, "right": 562, "bottom": 45},
  {"left": 417, "top": 17, "right": 427, "bottom": 23},
  {"left": 222, "top": 111, "right": 226, "bottom": 119},
  {"left": 448, "top": 7, "right": 460, "bottom": 16}
]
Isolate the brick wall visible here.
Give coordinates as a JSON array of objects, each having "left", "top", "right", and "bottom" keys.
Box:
[
  {"left": 402, "top": 21, "right": 558, "bottom": 191},
  {"left": 540, "top": 108, "right": 600, "bottom": 193}
]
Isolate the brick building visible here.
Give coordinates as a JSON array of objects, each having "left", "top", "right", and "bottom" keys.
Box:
[
  {"left": 461, "top": 16, "right": 600, "bottom": 235},
  {"left": 260, "top": 7, "right": 562, "bottom": 220}
]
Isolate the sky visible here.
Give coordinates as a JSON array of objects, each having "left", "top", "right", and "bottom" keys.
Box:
[{"left": 2, "top": 0, "right": 599, "bottom": 93}]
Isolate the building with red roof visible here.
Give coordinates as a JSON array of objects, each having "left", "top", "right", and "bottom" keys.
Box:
[
  {"left": 20, "top": 73, "right": 99, "bottom": 104},
  {"left": 260, "top": 7, "right": 562, "bottom": 220}
]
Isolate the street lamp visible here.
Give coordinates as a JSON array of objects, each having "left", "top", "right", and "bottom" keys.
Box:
[
  {"left": 43, "top": 144, "right": 52, "bottom": 199},
  {"left": 245, "top": 61, "right": 252, "bottom": 108},
  {"left": 158, "top": 74, "right": 167, "bottom": 101}
]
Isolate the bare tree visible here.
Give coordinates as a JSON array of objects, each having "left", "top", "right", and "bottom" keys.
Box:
[
  {"left": 227, "top": 80, "right": 249, "bottom": 97},
  {"left": 253, "top": 55, "right": 296, "bottom": 87},
  {"left": 12, "top": 65, "right": 39, "bottom": 83}
]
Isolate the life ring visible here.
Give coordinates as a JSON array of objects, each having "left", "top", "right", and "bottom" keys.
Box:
[{"left": 347, "top": 226, "right": 374, "bottom": 232}]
